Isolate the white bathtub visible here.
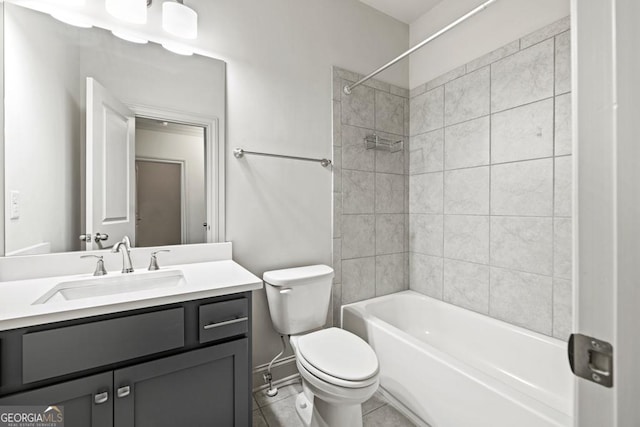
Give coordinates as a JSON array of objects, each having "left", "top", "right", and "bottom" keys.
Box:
[{"left": 342, "top": 291, "right": 574, "bottom": 427}]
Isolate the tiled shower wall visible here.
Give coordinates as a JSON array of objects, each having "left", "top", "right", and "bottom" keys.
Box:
[
  {"left": 331, "top": 67, "right": 410, "bottom": 325},
  {"left": 408, "top": 17, "right": 572, "bottom": 339}
]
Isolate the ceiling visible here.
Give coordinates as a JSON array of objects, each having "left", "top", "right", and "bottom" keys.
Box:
[{"left": 359, "top": 0, "right": 443, "bottom": 24}]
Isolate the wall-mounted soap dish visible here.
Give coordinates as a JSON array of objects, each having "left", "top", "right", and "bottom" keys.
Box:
[{"left": 364, "top": 134, "right": 403, "bottom": 153}]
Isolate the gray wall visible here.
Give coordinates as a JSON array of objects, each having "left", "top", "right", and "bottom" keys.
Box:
[
  {"left": 331, "top": 68, "right": 410, "bottom": 325},
  {"left": 407, "top": 17, "right": 572, "bottom": 339}
]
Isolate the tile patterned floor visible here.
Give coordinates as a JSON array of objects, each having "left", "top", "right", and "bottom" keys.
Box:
[{"left": 252, "top": 380, "right": 416, "bottom": 427}]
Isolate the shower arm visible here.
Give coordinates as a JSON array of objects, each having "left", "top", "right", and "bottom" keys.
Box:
[{"left": 343, "top": 0, "right": 498, "bottom": 95}]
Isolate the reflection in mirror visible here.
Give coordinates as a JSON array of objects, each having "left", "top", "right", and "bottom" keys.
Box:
[{"left": 3, "top": 3, "right": 226, "bottom": 256}]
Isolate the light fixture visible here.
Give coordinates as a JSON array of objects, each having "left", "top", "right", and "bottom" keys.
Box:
[
  {"left": 106, "top": 0, "right": 148, "bottom": 25},
  {"left": 162, "top": 1, "right": 198, "bottom": 39},
  {"left": 161, "top": 41, "right": 194, "bottom": 56},
  {"left": 111, "top": 30, "right": 149, "bottom": 44}
]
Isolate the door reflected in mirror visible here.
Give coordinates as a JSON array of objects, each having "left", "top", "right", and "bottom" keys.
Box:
[{"left": 3, "top": 2, "right": 226, "bottom": 256}]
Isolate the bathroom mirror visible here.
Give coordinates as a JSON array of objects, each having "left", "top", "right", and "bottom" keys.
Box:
[{"left": 2, "top": 2, "right": 226, "bottom": 256}]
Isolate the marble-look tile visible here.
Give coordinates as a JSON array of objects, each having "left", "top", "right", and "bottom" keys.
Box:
[
  {"left": 390, "top": 85, "right": 410, "bottom": 98},
  {"left": 444, "top": 116, "right": 490, "bottom": 170},
  {"left": 491, "top": 99, "right": 554, "bottom": 163},
  {"left": 376, "top": 214, "right": 404, "bottom": 255},
  {"left": 410, "top": 86, "right": 444, "bottom": 136},
  {"left": 554, "top": 218, "right": 572, "bottom": 280},
  {"left": 363, "top": 404, "right": 416, "bottom": 427},
  {"left": 376, "top": 91, "right": 404, "bottom": 135},
  {"left": 332, "top": 282, "right": 342, "bottom": 326},
  {"left": 335, "top": 67, "right": 361, "bottom": 82},
  {"left": 409, "top": 129, "right": 443, "bottom": 174},
  {"left": 333, "top": 193, "right": 341, "bottom": 238},
  {"left": 491, "top": 158, "right": 554, "bottom": 216},
  {"left": 409, "top": 172, "right": 443, "bottom": 214},
  {"left": 555, "top": 31, "right": 571, "bottom": 95},
  {"left": 444, "top": 167, "right": 490, "bottom": 215},
  {"left": 409, "top": 83, "right": 427, "bottom": 99},
  {"left": 425, "top": 65, "right": 466, "bottom": 91},
  {"left": 253, "top": 396, "right": 259, "bottom": 411},
  {"left": 375, "top": 173, "right": 404, "bottom": 214},
  {"left": 333, "top": 100, "right": 342, "bottom": 146},
  {"left": 555, "top": 156, "right": 572, "bottom": 217},
  {"left": 553, "top": 278, "right": 573, "bottom": 340},
  {"left": 342, "top": 125, "right": 374, "bottom": 172},
  {"left": 342, "top": 214, "right": 375, "bottom": 259},
  {"left": 254, "top": 383, "right": 302, "bottom": 408},
  {"left": 491, "top": 39, "right": 554, "bottom": 112},
  {"left": 343, "top": 170, "right": 374, "bottom": 214},
  {"left": 466, "top": 40, "right": 520, "bottom": 73},
  {"left": 520, "top": 16, "right": 570, "bottom": 49},
  {"left": 342, "top": 257, "right": 376, "bottom": 304},
  {"left": 333, "top": 238, "right": 342, "bottom": 284},
  {"left": 444, "top": 259, "right": 490, "bottom": 314},
  {"left": 252, "top": 409, "right": 268, "bottom": 427},
  {"left": 332, "top": 147, "right": 342, "bottom": 192},
  {"left": 403, "top": 98, "right": 410, "bottom": 137},
  {"left": 341, "top": 81, "right": 375, "bottom": 128},
  {"left": 363, "top": 77, "right": 390, "bottom": 93},
  {"left": 555, "top": 93, "right": 572, "bottom": 156},
  {"left": 409, "top": 214, "right": 443, "bottom": 257},
  {"left": 362, "top": 392, "right": 387, "bottom": 416},
  {"left": 444, "top": 67, "right": 490, "bottom": 126},
  {"left": 376, "top": 253, "right": 405, "bottom": 296},
  {"left": 490, "top": 216, "right": 553, "bottom": 275},
  {"left": 409, "top": 253, "right": 443, "bottom": 299},
  {"left": 490, "top": 267, "right": 553, "bottom": 335},
  {"left": 375, "top": 133, "right": 404, "bottom": 175},
  {"left": 444, "top": 215, "right": 490, "bottom": 264},
  {"left": 260, "top": 393, "right": 304, "bottom": 427}
]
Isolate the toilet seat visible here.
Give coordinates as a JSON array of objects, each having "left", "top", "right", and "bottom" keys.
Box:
[{"left": 295, "top": 328, "right": 379, "bottom": 389}]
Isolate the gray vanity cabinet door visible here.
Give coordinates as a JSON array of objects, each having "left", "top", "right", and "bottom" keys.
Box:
[
  {"left": 0, "top": 372, "right": 112, "bottom": 427},
  {"left": 114, "top": 338, "right": 249, "bottom": 427}
]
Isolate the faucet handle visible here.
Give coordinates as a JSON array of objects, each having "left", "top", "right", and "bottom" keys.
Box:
[
  {"left": 148, "top": 250, "right": 170, "bottom": 271},
  {"left": 81, "top": 255, "right": 108, "bottom": 276}
]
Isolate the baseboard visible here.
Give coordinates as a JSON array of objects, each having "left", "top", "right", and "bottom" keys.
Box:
[
  {"left": 377, "top": 387, "right": 430, "bottom": 427},
  {"left": 251, "top": 355, "right": 298, "bottom": 391}
]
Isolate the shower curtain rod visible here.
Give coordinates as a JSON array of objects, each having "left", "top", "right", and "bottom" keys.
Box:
[{"left": 343, "top": 0, "right": 498, "bottom": 95}]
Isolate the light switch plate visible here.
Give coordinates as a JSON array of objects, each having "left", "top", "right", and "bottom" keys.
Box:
[{"left": 10, "top": 190, "right": 20, "bottom": 220}]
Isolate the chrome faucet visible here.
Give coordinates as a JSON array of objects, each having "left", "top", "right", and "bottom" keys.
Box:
[{"left": 112, "top": 236, "right": 134, "bottom": 273}]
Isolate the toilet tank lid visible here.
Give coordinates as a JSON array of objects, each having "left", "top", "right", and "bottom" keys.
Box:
[{"left": 263, "top": 265, "right": 334, "bottom": 287}]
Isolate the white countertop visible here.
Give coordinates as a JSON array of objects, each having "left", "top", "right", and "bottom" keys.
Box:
[{"left": 0, "top": 259, "right": 263, "bottom": 331}]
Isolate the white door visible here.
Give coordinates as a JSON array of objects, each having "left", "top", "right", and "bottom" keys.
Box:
[
  {"left": 573, "top": 0, "right": 640, "bottom": 426},
  {"left": 84, "top": 77, "right": 136, "bottom": 250}
]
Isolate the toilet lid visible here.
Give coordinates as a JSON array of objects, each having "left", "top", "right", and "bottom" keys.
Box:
[{"left": 296, "top": 328, "right": 379, "bottom": 382}]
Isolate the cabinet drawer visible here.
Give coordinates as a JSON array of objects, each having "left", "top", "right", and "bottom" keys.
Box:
[
  {"left": 22, "top": 308, "right": 184, "bottom": 384},
  {"left": 199, "top": 299, "right": 248, "bottom": 343}
]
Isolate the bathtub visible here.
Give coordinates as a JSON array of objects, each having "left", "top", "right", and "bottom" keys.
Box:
[{"left": 342, "top": 291, "right": 574, "bottom": 427}]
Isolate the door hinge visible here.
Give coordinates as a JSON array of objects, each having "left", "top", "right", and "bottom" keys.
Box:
[{"left": 568, "top": 333, "right": 613, "bottom": 388}]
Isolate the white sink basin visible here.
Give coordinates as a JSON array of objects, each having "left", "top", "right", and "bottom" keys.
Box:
[{"left": 33, "top": 270, "right": 186, "bottom": 305}]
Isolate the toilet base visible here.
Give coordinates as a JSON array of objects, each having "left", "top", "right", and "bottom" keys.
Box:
[{"left": 295, "top": 391, "right": 364, "bottom": 427}]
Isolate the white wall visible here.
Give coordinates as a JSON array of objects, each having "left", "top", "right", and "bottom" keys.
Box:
[
  {"left": 4, "top": 6, "right": 82, "bottom": 255},
  {"left": 410, "top": 0, "right": 569, "bottom": 88},
  {"left": 136, "top": 126, "right": 206, "bottom": 244},
  {"left": 188, "top": 0, "right": 409, "bottom": 369}
]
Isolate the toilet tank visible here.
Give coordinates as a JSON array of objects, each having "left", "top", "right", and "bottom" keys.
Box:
[{"left": 263, "top": 265, "right": 334, "bottom": 335}]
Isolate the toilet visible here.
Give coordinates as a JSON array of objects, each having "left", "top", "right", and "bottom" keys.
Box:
[{"left": 263, "top": 265, "right": 379, "bottom": 427}]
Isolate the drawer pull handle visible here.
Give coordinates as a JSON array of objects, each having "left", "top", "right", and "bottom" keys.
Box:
[
  {"left": 204, "top": 317, "right": 248, "bottom": 330},
  {"left": 94, "top": 392, "right": 109, "bottom": 405},
  {"left": 117, "top": 386, "right": 131, "bottom": 398}
]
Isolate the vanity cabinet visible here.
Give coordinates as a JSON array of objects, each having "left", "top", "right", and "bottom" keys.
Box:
[{"left": 0, "top": 293, "right": 251, "bottom": 427}]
